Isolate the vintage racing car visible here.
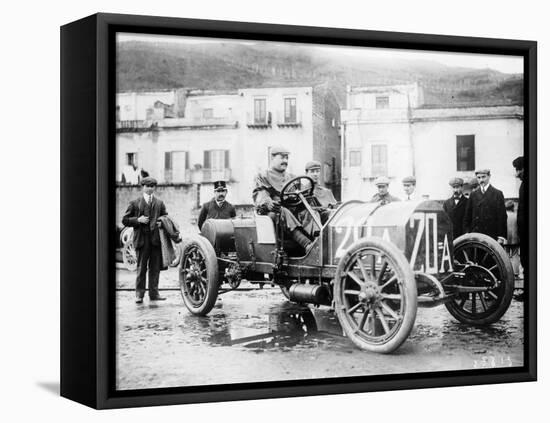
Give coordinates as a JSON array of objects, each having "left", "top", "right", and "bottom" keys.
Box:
[{"left": 178, "top": 176, "right": 514, "bottom": 353}]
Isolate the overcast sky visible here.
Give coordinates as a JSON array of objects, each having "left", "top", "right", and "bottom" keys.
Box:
[{"left": 118, "top": 33, "right": 523, "bottom": 74}]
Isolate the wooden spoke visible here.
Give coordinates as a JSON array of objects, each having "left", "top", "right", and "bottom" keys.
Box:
[
  {"left": 479, "top": 294, "right": 489, "bottom": 312},
  {"left": 348, "top": 302, "right": 363, "bottom": 315},
  {"left": 459, "top": 296, "right": 467, "bottom": 309},
  {"left": 356, "top": 257, "right": 369, "bottom": 283},
  {"left": 471, "top": 293, "right": 477, "bottom": 314},
  {"left": 366, "top": 312, "right": 375, "bottom": 335},
  {"left": 347, "top": 271, "right": 367, "bottom": 288},
  {"left": 473, "top": 247, "right": 478, "bottom": 263},
  {"left": 371, "top": 254, "right": 376, "bottom": 278},
  {"left": 380, "top": 301, "right": 400, "bottom": 320},
  {"left": 376, "top": 307, "right": 390, "bottom": 334},
  {"left": 377, "top": 260, "right": 388, "bottom": 284},
  {"left": 379, "top": 275, "right": 398, "bottom": 291},
  {"left": 487, "top": 265, "right": 498, "bottom": 273},
  {"left": 480, "top": 251, "right": 490, "bottom": 265},
  {"left": 380, "top": 293, "right": 402, "bottom": 301},
  {"left": 462, "top": 250, "right": 470, "bottom": 262},
  {"left": 344, "top": 289, "right": 361, "bottom": 296},
  {"left": 356, "top": 310, "right": 369, "bottom": 333},
  {"left": 487, "top": 290, "right": 499, "bottom": 300}
]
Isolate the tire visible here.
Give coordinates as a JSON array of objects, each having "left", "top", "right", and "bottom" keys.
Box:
[
  {"left": 179, "top": 235, "right": 220, "bottom": 316},
  {"left": 445, "top": 233, "right": 514, "bottom": 325},
  {"left": 334, "top": 237, "right": 417, "bottom": 353},
  {"left": 122, "top": 242, "right": 137, "bottom": 272}
]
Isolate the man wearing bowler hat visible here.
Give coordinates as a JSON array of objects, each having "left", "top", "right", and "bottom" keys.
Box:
[
  {"left": 304, "top": 160, "right": 337, "bottom": 208},
  {"left": 463, "top": 169, "right": 507, "bottom": 243},
  {"left": 122, "top": 176, "right": 168, "bottom": 303},
  {"left": 443, "top": 177, "right": 468, "bottom": 239},
  {"left": 370, "top": 176, "right": 400, "bottom": 205},
  {"left": 197, "top": 180, "right": 237, "bottom": 230}
]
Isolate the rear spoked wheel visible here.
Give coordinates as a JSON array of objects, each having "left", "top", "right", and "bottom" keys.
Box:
[
  {"left": 445, "top": 233, "right": 514, "bottom": 325},
  {"left": 334, "top": 237, "right": 417, "bottom": 353}
]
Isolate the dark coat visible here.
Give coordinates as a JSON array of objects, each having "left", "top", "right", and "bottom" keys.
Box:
[
  {"left": 463, "top": 185, "right": 507, "bottom": 240},
  {"left": 122, "top": 196, "right": 168, "bottom": 248},
  {"left": 443, "top": 195, "right": 468, "bottom": 239},
  {"left": 197, "top": 198, "right": 236, "bottom": 229}
]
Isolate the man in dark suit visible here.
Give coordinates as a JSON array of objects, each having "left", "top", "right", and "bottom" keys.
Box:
[
  {"left": 443, "top": 177, "right": 468, "bottom": 239},
  {"left": 122, "top": 176, "right": 168, "bottom": 303},
  {"left": 463, "top": 169, "right": 507, "bottom": 244},
  {"left": 513, "top": 156, "right": 526, "bottom": 272},
  {"left": 197, "top": 181, "right": 237, "bottom": 230}
]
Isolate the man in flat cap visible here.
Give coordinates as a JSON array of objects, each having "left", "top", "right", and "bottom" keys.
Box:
[
  {"left": 463, "top": 169, "right": 507, "bottom": 243},
  {"left": 402, "top": 176, "right": 417, "bottom": 201},
  {"left": 370, "top": 176, "right": 400, "bottom": 205},
  {"left": 462, "top": 177, "right": 479, "bottom": 199},
  {"left": 513, "top": 156, "right": 527, "bottom": 273},
  {"left": 197, "top": 181, "right": 236, "bottom": 230},
  {"left": 122, "top": 176, "right": 168, "bottom": 303},
  {"left": 443, "top": 177, "right": 468, "bottom": 239},
  {"left": 305, "top": 160, "right": 337, "bottom": 208},
  {"left": 252, "top": 146, "right": 315, "bottom": 253}
]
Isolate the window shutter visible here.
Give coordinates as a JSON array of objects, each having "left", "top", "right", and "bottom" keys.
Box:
[
  {"left": 204, "top": 150, "right": 211, "bottom": 169},
  {"left": 224, "top": 150, "right": 230, "bottom": 169},
  {"left": 185, "top": 151, "right": 190, "bottom": 169},
  {"left": 164, "top": 152, "right": 172, "bottom": 170}
]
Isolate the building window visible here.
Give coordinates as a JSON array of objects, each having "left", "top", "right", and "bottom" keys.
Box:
[
  {"left": 284, "top": 97, "right": 297, "bottom": 123},
  {"left": 165, "top": 151, "right": 190, "bottom": 182},
  {"left": 254, "top": 98, "right": 266, "bottom": 124},
  {"left": 126, "top": 152, "right": 137, "bottom": 167},
  {"left": 349, "top": 150, "right": 362, "bottom": 167},
  {"left": 204, "top": 150, "right": 229, "bottom": 170},
  {"left": 456, "top": 135, "right": 475, "bottom": 171},
  {"left": 202, "top": 108, "right": 213, "bottom": 119},
  {"left": 371, "top": 144, "right": 388, "bottom": 176},
  {"left": 376, "top": 96, "right": 390, "bottom": 109}
]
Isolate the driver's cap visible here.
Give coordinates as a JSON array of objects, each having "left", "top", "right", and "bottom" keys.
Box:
[
  {"left": 374, "top": 176, "right": 390, "bottom": 186},
  {"left": 305, "top": 160, "right": 321, "bottom": 171},
  {"left": 270, "top": 145, "right": 290, "bottom": 156}
]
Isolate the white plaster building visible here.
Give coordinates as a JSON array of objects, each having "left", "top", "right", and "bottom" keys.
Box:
[
  {"left": 340, "top": 83, "right": 523, "bottom": 201},
  {"left": 116, "top": 85, "right": 341, "bottom": 206}
]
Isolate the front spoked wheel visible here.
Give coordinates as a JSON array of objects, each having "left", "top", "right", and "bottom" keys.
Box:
[
  {"left": 334, "top": 237, "right": 417, "bottom": 353},
  {"left": 179, "top": 236, "right": 220, "bottom": 316}
]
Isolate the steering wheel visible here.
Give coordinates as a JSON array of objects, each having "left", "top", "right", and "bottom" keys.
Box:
[{"left": 280, "top": 176, "right": 315, "bottom": 207}]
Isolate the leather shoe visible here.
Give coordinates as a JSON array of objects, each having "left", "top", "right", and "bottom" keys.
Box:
[
  {"left": 135, "top": 297, "right": 143, "bottom": 304},
  {"left": 150, "top": 296, "right": 166, "bottom": 301}
]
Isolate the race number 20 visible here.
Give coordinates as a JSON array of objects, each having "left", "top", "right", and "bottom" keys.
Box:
[{"left": 409, "top": 212, "right": 453, "bottom": 273}]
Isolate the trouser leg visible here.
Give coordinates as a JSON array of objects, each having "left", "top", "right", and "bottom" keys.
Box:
[
  {"left": 135, "top": 242, "right": 151, "bottom": 298},
  {"left": 148, "top": 244, "right": 162, "bottom": 298}
]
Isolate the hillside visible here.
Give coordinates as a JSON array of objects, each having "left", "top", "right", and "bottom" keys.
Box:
[{"left": 116, "top": 41, "right": 523, "bottom": 107}]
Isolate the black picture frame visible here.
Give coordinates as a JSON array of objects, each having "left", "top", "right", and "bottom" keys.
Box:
[{"left": 60, "top": 12, "right": 537, "bottom": 409}]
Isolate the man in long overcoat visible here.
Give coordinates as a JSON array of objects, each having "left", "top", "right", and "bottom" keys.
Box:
[
  {"left": 122, "top": 176, "right": 168, "bottom": 303},
  {"left": 443, "top": 177, "right": 468, "bottom": 239},
  {"left": 463, "top": 169, "right": 507, "bottom": 243}
]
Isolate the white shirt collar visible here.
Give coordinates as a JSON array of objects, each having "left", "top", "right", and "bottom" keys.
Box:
[
  {"left": 143, "top": 193, "right": 153, "bottom": 203},
  {"left": 481, "top": 183, "right": 491, "bottom": 192}
]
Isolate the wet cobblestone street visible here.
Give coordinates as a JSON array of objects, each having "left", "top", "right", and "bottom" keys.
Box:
[{"left": 115, "top": 268, "right": 524, "bottom": 390}]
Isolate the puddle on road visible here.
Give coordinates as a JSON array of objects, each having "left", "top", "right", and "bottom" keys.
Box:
[{"left": 178, "top": 300, "right": 348, "bottom": 352}]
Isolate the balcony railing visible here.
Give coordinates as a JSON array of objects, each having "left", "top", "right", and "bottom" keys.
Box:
[
  {"left": 246, "top": 112, "right": 272, "bottom": 128},
  {"left": 164, "top": 169, "right": 192, "bottom": 184},
  {"left": 116, "top": 120, "right": 156, "bottom": 132},
  {"left": 276, "top": 111, "right": 303, "bottom": 128}
]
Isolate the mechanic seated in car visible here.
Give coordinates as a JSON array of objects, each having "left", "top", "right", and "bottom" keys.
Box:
[
  {"left": 252, "top": 146, "right": 321, "bottom": 254},
  {"left": 304, "top": 160, "right": 337, "bottom": 224}
]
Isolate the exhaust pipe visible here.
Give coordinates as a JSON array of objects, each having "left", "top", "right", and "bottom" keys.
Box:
[{"left": 288, "top": 283, "right": 331, "bottom": 306}]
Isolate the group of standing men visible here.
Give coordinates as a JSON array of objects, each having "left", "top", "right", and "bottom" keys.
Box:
[{"left": 123, "top": 145, "right": 527, "bottom": 303}]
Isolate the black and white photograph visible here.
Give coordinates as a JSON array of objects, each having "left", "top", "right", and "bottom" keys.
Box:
[{"left": 114, "top": 32, "right": 527, "bottom": 391}]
